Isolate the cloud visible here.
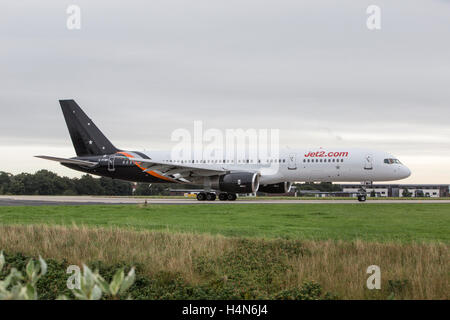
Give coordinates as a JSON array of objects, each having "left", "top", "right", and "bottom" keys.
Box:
[{"left": 0, "top": 0, "right": 449, "bottom": 183}]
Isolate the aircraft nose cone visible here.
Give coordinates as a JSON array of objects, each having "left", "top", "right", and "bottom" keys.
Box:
[{"left": 402, "top": 166, "right": 411, "bottom": 179}]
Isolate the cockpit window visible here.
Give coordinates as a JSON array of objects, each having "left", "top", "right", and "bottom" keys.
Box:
[{"left": 384, "top": 158, "right": 402, "bottom": 164}]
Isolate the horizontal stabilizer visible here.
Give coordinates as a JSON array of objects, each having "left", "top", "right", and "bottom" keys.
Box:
[{"left": 35, "top": 155, "right": 98, "bottom": 168}]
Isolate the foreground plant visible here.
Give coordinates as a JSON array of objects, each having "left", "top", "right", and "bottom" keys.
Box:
[
  {"left": 0, "top": 251, "right": 135, "bottom": 300},
  {"left": 60, "top": 264, "right": 135, "bottom": 300},
  {"left": 0, "top": 251, "right": 47, "bottom": 299}
]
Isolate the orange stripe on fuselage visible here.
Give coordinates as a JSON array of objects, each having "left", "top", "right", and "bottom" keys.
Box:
[
  {"left": 118, "top": 151, "right": 134, "bottom": 158},
  {"left": 117, "top": 152, "right": 174, "bottom": 182},
  {"left": 145, "top": 170, "right": 174, "bottom": 182}
]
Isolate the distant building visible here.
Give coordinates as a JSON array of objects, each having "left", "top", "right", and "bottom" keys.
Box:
[
  {"left": 296, "top": 190, "right": 350, "bottom": 197},
  {"left": 169, "top": 189, "right": 200, "bottom": 196},
  {"left": 341, "top": 184, "right": 449, "bottom": 198},
  {"left": 169, "top": 185, "right": 449, "bottom": 198},
  {"left": 258, "top": 186, "right": 298, "bottom": 197}
]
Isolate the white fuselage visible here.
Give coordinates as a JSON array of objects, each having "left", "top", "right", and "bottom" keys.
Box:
[{"left": 142, "top": 147, "right": 411, "bottom": 184}]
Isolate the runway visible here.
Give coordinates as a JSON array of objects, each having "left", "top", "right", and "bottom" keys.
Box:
[{"left": 0, "top": 195, "right": 449, "bottom": 206}]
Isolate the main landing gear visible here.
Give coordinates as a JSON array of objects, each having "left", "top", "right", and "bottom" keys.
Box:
[{"left": 196, "top": 192, "right": 237, "bottom": 201}]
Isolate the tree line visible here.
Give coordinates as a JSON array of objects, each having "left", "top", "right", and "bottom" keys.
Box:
[
  {"left": 294, "top": 182, "right": 342, "bottom": 193},
  {"left": 0, "top": 170, "right": 170, "bottom": 196},
  {"left": 0, "top": 170, "right": 342, "bottom": 196}
]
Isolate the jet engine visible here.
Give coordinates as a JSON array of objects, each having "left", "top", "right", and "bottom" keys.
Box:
[
  {"left": 258, "top": 182, "right": 292, "bottom": 194},
  {"left": 211, "top": 172, "right": 260, "bottom": 193}
]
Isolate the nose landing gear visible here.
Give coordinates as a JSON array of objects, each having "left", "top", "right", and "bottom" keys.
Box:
[{"left": 357, "top": 182, "right": 371, "bottom": 202}]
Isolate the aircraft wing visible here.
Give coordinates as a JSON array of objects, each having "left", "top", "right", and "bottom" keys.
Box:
[
  {"left": 35, "top": 156, "right": 98, "bottom": 168},
  {"left": 115, "top": 154, "right": 229, "bottom": 183}
]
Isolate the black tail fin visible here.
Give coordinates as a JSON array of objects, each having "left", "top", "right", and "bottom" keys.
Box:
[{"left": 59, "top": 100, "right": 118, "bottom": 156}]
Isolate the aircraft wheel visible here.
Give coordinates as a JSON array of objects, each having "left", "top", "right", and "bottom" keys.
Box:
[
  {"left": 219, "top": 193, "right": 228, "bottom": 201},
  {"left": 227, "top": 193, "right": 237, "bottom": 201},
  {"left": 206, "top": 193, "right": 216, "bottom": 201},
  {"left": 197, "top": 192, "right": 207, "bottom": 201},
  {"left": 357, "top": 195, "right": 366, "bottom": 202}
]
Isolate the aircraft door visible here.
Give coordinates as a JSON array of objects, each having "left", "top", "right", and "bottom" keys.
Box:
[
  {"left": 108, "top": 155, "right": 116, "bottom": 172},
  {"left": 288, "top": 154, "right": 297, "bottom": 170},
  {"left": 364, "top": 154, "right": 373, "bottom": 170}
]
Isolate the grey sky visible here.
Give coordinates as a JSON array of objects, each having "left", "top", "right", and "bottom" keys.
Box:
[{"left": 1, "top": 0, "right": 449, "bottom": 183}]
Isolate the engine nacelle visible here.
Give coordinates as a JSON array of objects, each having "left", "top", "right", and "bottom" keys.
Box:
[
  {"left": 258, "top": 182, "right": 292, "bottom": 194},
  {"left": 211, "top": 172, "right": 260, "bottom": 193}
]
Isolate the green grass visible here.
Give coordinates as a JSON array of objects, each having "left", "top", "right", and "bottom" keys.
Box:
[{"left": 0, "top": 203, "right": 448, "bottom": 242}]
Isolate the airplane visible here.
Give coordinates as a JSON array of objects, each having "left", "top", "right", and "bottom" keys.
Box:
[{"left": 36, "top": 100, "right": 411, "bottom": 202}]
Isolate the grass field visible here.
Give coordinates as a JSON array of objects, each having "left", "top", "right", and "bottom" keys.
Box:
[
  {"left": 0, "top": 203, "right": 448, "bottom": 299},
  {"left": 0, "top": 225, "right": 448, "bottom": 300},
  {"left": 0, "top": 203, "right": 448, "bottom": 242}
]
